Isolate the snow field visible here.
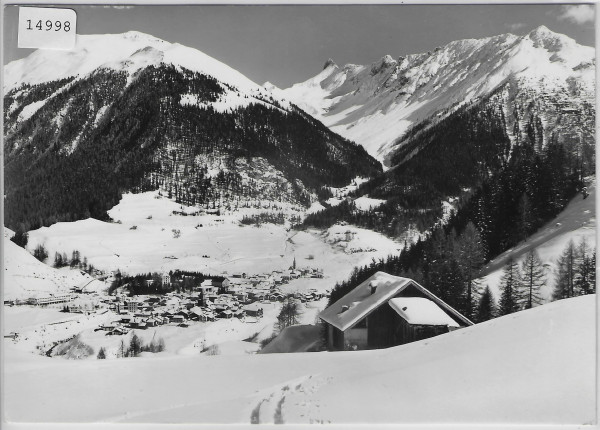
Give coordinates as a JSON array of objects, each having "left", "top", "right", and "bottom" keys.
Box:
[
  {"left": 276, "top": 295, "right": 596, "bottom": 424},
  {"left": 3, "top": 228, "right": 94, "bottom": 301},
  {"left": 3, "top": 295, "right": 595, "bottom": 424},
  {"left": 26, "top": 191, "right": 402, "bottom": 289}
]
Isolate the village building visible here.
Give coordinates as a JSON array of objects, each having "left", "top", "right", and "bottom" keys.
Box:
[
  {"left": 199, "top": 280, "right": 216, "bottom": 295},
  {"left": 319, "top": 272, "right": 473, "bottom": 351},
  {"left": 242, "top": 303, "right": 264, "bottom": 318},
  {"left": 127, "top": 300, "right": 142, "bottom": 313},
  {"left": 170, "top": 315, "right": 186, "bottom": 324},
  {"left": 212, "top": 276, "right": 230, "bottom": 291},
  {"left": 28, "top": 293, "right": 72, "bottom": 306}
]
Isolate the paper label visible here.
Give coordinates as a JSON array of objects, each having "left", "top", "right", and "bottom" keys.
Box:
[{"left": 18, "top": 7, "right": 76, "bottom": 50}]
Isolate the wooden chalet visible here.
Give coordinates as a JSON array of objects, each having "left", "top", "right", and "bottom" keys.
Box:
[{"left": 319, "top": 272, "right": 473, "bottom": 351}]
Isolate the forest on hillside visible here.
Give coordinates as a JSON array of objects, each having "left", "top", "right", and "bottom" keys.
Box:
[
  {"left": 316, "top": 84, "right": 594, "bottom": 340},
  {"left": 3, "top": 65, "right": 380, "bottom": 231}
]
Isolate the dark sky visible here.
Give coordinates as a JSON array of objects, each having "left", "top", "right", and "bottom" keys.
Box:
[{"left": 3, "top": 4, "right": 596, "bottom": 88}]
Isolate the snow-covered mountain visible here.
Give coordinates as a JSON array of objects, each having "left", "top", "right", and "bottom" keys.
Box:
[
  {"left": 279, "top": 26, "right": 595, "bottom": 165},
  {"left": 5, "top": 31, "right": 270, "bottom": 97},
  {"left": 4, "top": 31, "right": 380, "bottom": 230}
]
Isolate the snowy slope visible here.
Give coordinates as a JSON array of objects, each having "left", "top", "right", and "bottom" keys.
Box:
[
  {"left": 478, "top": 179, "right": 596, "bottom": 302},
  {"left": 26, "top": 191, "right": 402, "bottom": 285},
  {"left": 2, "top": 227, "right": 94, "bottom": 301},
  {"left": 3, "top": 294, "right": 595, "bottom": 423},
  {"left": 280, "top": 26, "right": 595, "bottom": 164}
]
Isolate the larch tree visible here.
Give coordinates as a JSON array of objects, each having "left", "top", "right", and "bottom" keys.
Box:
[
  {"left": 498, "top": 257, "right": 521, "bottom": 316},
  {"left": 574, "top": 238, "right": 595, "bottom": 296},
  {"left": 519, "top": 249, "right": 546, "bottom": 309},
  {"left": 552, "top": 240, "right": 578, "bottom": 300},
  {"left": 129, "top": 332, "right": 142, "bottom": 357},
  {"left": 275, "top": 298, "right": 300, "bottom": 333},
  {"left": 118, "top": 339, "right": 127, "bottom": 358}
]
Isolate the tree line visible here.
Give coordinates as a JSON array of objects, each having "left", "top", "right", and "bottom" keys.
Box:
[
  {"left": 98, "top": 332, "right": 166, "bottom": 359},
  {"left": 491, "top": 238, "right": 595, "bottom": 320}
]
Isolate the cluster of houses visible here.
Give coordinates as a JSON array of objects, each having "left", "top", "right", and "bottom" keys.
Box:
[
  {"left": 94, "top": 270, "right": 327, "bottom": 335},
  {"left": 99, "top": 293, "right": 258, "bottom": 335},
  {"left": 163, "top": 267, "right": 324, "bottom": 300}
]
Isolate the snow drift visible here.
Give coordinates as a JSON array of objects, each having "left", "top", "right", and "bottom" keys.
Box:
[{"left": 3, "top": 295, "right": 595, "bottom": 424}]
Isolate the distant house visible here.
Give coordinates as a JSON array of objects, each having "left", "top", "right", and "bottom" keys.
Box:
[
  {"left": 319, "top": 272, "right": 473, "bottom": 351},
  {"left": 217, "top": 309, "right": 233, "bottom": 319},
  {"left": 268, "top": 292, "right": 285, "bottom": 302},
  {"left": 107, "top": 326, "right": 128, "bottom": 336},
  {"left": 243, "top": 303, "right": 263, "bottom": 318},
  {"left": 127, "top": 301, "right": 141, "bottom": 313},
  {"left": 29, "top": 293, "right": 72, "bottom": 306},
  {"left": 212, "top": 277, "right": 230, "bottom": 291},
  {"left": 170, "top": 315, "right": 186, "bottom": 324},
  {"left": 145, "top": 317, "right": 161, "bottom": 327},
  {"left": 200, "top": 280, "right": 216, "bottom": 295},
  {"left": 248, "top": 290, "right": 266, "bottom": 302},
  {"left": 234, "top": 291, "right": 248, "bottom": 303}
]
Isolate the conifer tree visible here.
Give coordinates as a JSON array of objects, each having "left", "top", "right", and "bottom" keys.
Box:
[
  {"left": 475, "top": 285, "right": 495, "bottom": 322},
  {"left": 518, "top": 193, "right": 534, "bottom": 241},
  {"left": 499, "top": 257, "right": 521, "bottom": 316},
  {"left": 553, "top": 240, "right": 578, "bottom": 300},
  {"left": 456, "top": 222, "right": 485, "bottom": 319},
  {"left": 54, "top": 252, "right": 64, "bottom": 268},
  {"left": 575, "top": 239, "right": 595, "bottom": 295},
  {"left": 33, "top": 244, "right": 49, "bottom": 263},
  {"left": 97, "top": 347, "right": 106, "bottom": 359},
  {"left": 519, "top": 249, "right": 546, "bottom": 309},
  {"left": 129, "top": 332, "right": 142, "bottom": 357},
  {"left": 10, "top": 225, "right": 28, "bottom": 248},
  {"left": 275, "top": 298, "right": 300, "bottom": 333}
]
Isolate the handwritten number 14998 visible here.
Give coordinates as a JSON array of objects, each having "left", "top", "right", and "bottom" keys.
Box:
[{"left": 26, "top": 19, "right": 71, "bottom": 32}]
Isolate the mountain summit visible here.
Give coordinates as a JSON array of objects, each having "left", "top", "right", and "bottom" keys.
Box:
[{"left": 281, "top": 26, "right": 594, "bottom": 165}]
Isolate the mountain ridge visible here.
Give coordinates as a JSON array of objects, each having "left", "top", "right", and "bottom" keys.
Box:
[{"left": 279, "top": 25, "right": 594, "bottom": 165}]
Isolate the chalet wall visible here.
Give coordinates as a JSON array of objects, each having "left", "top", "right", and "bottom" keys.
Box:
[
  {"left": 329, "top": 325, "right": 346, "bottom": 351},
  {"left": 345, "top": 327, "right": 368, "bottom": 350},
  {"left": 367, "top": 304, "right": 403, "bottom": 348}
]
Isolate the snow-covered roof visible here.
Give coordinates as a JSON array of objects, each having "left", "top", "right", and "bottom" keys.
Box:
[
  {"left": 243, "top": 303, "right": 263, "bottom": 312},
  {"left": 319, "top": 272, "right": 472, "bottom": 331},
  {"left": 388, "top": 297, "right": 460, "bottom": 327}
]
